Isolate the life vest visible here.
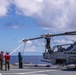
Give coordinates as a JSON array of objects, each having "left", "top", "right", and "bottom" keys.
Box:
[{"left": 5, "top": 54, "right": 10, "bottom": 61}]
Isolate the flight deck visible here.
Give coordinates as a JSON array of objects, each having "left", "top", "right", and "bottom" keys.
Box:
[{"left": 0, "top": 65, "right": 76, "bottom": 75}]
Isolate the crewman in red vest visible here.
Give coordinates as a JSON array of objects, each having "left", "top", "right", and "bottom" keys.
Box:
[{"left": 5, "top": 52, "right": 10, "bottom": 71}]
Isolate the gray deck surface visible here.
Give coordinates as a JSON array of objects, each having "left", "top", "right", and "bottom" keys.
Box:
[{"left": 0, "top": 65, "right": 76, "bottom": 75}]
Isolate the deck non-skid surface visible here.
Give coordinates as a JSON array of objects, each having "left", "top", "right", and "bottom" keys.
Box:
[{"left": 0, "top": 66, "right": 76, "bottom": 75}]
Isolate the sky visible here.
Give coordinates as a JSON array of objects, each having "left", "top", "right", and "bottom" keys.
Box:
[{"left": 0, "top": 0, "right": 76, "bottom": 56}]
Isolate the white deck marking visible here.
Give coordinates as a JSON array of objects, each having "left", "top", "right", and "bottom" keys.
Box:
[
  {"left": 27, "top": 74, "right": 47, "bottom": 75},
  {"left": 2, "top": 69, "right": 55, "bottom": 75},
  {"left": 0, "top": 73, "right": 1, "bottom": 75}
]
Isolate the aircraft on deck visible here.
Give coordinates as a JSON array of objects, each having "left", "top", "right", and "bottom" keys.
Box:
[{"left": 22, "top": 31, "right": 76, "bottom": 67}]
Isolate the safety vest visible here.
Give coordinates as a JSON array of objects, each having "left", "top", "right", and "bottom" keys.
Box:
[{"left": 5, "top": 54, "right": 10, "bottom": 61}]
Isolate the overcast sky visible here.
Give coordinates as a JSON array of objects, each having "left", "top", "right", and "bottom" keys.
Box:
[{"left": 0, "top": 0, "right": 76, "bottom": 55}]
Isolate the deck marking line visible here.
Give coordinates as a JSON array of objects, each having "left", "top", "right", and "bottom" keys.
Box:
[{"left": 2, "top": 69, "right": 55, "bottom": 75}]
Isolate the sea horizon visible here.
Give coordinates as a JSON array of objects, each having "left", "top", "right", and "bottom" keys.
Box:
[{"left": 10, "top": 56, "right": 48, "bottom": 65}]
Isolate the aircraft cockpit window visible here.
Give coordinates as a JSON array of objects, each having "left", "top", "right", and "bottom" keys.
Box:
[
  {"left": 74, "top": 42, "right": 76, "bottom": 45},
  {"left": 53, "top": 47, "right": 58, "bottom": 52},
  {"left": 66, "top": 44, "right": 73, "bottom": 50},
  {"left": 57, "top": 46, "right": 65, "bottom": 52},
  {"left": 52, "top": 45, "right": 66, "bottom": 52}
]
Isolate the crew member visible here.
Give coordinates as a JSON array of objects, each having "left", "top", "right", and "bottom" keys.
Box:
[
  {"left": 18, "top": 52, "right": 23, "bottom": 69},
  {"left": 0, "top": 51, "right": 4, "bottom": 70},
  {"left": 5, "top": 52, "right": 10, "bottom": 71}
]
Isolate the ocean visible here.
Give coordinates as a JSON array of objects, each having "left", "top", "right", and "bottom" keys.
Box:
[{"left": 10, "top": 56, "right": 48, "bottom": 65}]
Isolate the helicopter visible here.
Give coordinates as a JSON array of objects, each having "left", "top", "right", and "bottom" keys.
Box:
[{"left": 22, "top": 31, "right": 76, "bottom": 67}]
